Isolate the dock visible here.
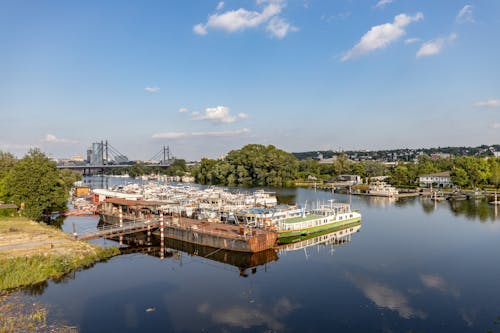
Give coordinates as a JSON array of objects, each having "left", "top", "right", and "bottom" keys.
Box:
[{"left": 74, "top": 219, "right": 161, "bottom": 241}]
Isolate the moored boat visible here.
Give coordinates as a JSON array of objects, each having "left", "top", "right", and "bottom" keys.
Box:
[
  {"left": 367, "top": 182, "right": 399, "bottom": 197},
  {"left": 233, "top": 201, "right": 362, "bottom": 241}
]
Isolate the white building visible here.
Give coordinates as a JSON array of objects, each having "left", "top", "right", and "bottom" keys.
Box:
[{"left": 419, "top": 171, "right": 453, "bottom": 188}]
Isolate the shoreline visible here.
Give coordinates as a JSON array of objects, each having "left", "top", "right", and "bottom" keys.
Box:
[{"left": 0, "top": 217, "right": 119, "bottom": 291}]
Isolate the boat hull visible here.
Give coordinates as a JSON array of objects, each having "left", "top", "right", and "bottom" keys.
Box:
[{"left": 277, "top": 216, "right": 361, "bottom": 240}]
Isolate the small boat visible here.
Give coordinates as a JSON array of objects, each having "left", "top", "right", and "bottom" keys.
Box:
[{"left": 447, "top": 192, "right": 467, "bottom": 201}]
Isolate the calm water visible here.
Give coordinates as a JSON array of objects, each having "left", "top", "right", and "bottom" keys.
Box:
[{"left": 20, "top": 177, "right": 500, "bottom": 332}]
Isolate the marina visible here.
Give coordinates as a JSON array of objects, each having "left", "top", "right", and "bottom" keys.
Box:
[{"left": 5, "top": 176, "right": 500, "bottom": 333}]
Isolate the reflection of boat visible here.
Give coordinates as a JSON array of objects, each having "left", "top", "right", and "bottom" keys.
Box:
[
  {"left": 163, "top": 238, "right": 278, "bottom": 276},
  {"left": 106, "top": 230, "right": 278, "bottom": 276},
  {"left": 279, "top": 221, "right": 361, "bottom": 252},
  {"left": 367, "top": 182, "right": 399, "bottom": 197},
  {"left": 278, "top": 220, "right": 361, "bottom": 247}
]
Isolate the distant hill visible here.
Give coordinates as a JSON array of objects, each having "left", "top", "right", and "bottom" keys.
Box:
[{"left": 292, "top": 144, "right": 500, "bottom": 161}]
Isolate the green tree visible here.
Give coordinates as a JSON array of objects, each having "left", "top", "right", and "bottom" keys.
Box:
[
  {"left": 451, "top": 167, "right": 468, "bottom": 189},
  {"left": 0, "top": 151, "right": 17, "bottom": 179},
  {"left": 1, "top": 149, "right": 68, "bottom": 220}
]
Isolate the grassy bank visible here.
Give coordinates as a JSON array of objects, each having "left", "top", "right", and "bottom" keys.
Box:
[{"left": 0, "top": 217, "right": 119, "bottom": 291}]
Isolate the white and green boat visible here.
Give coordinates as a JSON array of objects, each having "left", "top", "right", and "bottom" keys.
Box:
[{"left": 232, "top": 201, "right": 362, "bottom": 244}]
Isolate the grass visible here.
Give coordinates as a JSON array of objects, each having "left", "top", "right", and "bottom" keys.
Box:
[
  {"left": 0, "top": 292, "right": 78, "bottom": 332},
  {"left": 0, "top": 217, "right": 119, "bottom": 291}
]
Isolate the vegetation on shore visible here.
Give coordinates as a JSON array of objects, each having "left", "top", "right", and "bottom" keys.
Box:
[
  {"left": 191, "top": 144, "right": 298, "bottom": 187},
  {"left": 186, "top": 144, "right": 500, "bottom": 190},
  {"left": 0, "top": 217, "right": 119, "bottom": 291},
  {"left": 0, "top": 292, "right": 78, "bottom": 333},
  {"left": 0, "top": 149, "right": 81, "bottom": 221}
]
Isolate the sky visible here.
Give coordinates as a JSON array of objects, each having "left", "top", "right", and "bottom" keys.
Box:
[{"left": 0, "top": 0, "right": 499, "bottom": 161}]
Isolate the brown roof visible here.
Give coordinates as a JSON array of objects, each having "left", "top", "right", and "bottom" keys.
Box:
[
  {"left": 0, "top": 204, "right": 18, "bottom": 209},
  {"left": 419, "top": 171, "right": 451, "bottom": 177},
  {"left": 102, "top": 197, "right": 172, "bottom": 207}
]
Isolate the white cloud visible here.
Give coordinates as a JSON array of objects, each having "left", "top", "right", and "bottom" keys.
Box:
[
  {"left": 43, "top": 134, "right": 78, "bottom": 144},
  {"left": 152, "top": 128, "right": 250, "bottom": 139},
  {"left": 0, "top": 143, "right": 34, "bottom": 150},
  {"left": 193, "top": 0, "right": 297, "bottom": 39},
  {"left": 266, "top": 16, "right": 298, "bottom": 39},
  {"left": 475, "top": 99, "right": 500, "bottom": 107},
  {"left": 416, "top": 33, "right": 457, "bottom": 58},
  {"left": 192, "top": 106, "right": 248, "bottom": 124},
  {"left": 216, "top": 1, "right": 225, "bottom": 11},
  {"left": 341, "top": 12, "right": 423, "bottom": 61},
  {"left": 178, "top": 107, "right": 189, "bottom": 113},
  {"left": 404, "top": 37, "right": 420, "bottom": 44},
  {"left": 457, "top": 5, "right": 474, "bottom": 24},
  {"left": 144, "top": 86, "right": 160, "bottom": 93},
  {"left": 492, "top": 123, "right": 500, "bottom": 129},
  {"left": 375, "top": 0, "right": 393, "bottom": 9}
]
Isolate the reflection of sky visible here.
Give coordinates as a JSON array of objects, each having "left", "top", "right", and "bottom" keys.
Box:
[
  {"left": 346, "top": 272, "right": 426, "bottom": 319},
  {"left": 198, "top": 297, "right": 299, "bottom": 331},
  {"left": 419, "top": 273, "right": 460, "bottom": 298}
]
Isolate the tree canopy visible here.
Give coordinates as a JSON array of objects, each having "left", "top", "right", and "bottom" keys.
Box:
[
  {"left": 192, "top": 144, "right": 298, "bottom": 187},
  {"left": 0, "top": 149, "right": 80, "bottom": 221}
]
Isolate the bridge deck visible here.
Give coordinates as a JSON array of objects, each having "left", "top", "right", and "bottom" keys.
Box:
[{"left": 76, "top": 220, "right": 161, "bottom": 241}]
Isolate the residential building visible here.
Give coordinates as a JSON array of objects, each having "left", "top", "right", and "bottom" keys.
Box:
[{"left": 419, "top": 171, "right": 453, "bottom": 188}]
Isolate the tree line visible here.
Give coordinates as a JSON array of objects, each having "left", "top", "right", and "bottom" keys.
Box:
[
  {"left": 191, "top": 144, "right": 500, "bottom": 190},
  {"left": 0, "top": 149, "right": 81, "bottom": 221}
]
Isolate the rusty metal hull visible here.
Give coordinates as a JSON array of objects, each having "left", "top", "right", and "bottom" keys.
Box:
[{"left": 157, "top": 217, "right": 277, "bottom": 253}]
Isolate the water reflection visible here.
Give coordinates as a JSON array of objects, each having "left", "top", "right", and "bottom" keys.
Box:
[
  {"left": 447, "top": 198, "right": 497, "bottom": 222},
  {"left": 279, "top": 222, "right": 361, "bottom": 256},
  {"left": 198, "top": 297, "right": 300, "bottom": 331},
  {"left": 419, "top": 273, "right": 460, "bottom": 298},
  {"left": 107, "top": 231, "right": 278, "bottom": 277},
  {"left": 346, "top": 272, "right": 427, "bottom": 320}
]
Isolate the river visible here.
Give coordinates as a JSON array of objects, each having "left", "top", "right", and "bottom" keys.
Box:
[{"left": 18, "top": 176, "right": 500, "bottom": 332}]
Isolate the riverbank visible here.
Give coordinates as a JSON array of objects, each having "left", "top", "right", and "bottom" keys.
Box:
[{"left": 0, "top": 217, "right": 119, "bottom": 291}]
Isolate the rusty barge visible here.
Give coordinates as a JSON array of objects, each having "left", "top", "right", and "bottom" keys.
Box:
[{"left": 97, "top": 198, "right": 277, "bottom": 253}]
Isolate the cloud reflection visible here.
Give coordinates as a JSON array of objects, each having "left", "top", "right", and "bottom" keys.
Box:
[
  {"left": 198, "top": 297, "right": 299, "bottom": 331},
  {"left": 346, "top": 272, "right": 426, "bottom": 319},
  {"left": 419, "top": 274, "right": 460, "bottom": 298}
]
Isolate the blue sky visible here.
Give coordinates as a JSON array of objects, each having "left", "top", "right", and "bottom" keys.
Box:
[{"left": 1, "top": 0, "right": 499, "bottom": 161}]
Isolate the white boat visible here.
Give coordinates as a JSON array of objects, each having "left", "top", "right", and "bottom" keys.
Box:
[
  {"left": 232, "top": 201, "right": 362, "bottom": 243},
  {"left": 367, "top": 182, "right": 399, "bottom": 197}
]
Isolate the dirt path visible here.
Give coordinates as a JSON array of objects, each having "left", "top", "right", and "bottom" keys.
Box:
[{"left": 0, "top": 239, "right": 67, "bottom": 252}]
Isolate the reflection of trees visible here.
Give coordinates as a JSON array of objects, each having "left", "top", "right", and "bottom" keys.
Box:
[
  {"left": 276, "top": 194, "right": 296, "bottom": 205},
  {"left": 47, "top": 215, "right": 66, "bottom": 229},
  {"left": 22, "top": 281, "right": 48, "bottom": 296},
  {"left": 447, "top": 199, "right": 495, "bottom": 222},
  {"left": 421, "top": 200, "right": 436, "bottom": 214}
]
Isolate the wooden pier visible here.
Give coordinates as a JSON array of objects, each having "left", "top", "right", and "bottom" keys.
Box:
[{"left": 74, "top": 220, "right": 161, "bottom": 241}]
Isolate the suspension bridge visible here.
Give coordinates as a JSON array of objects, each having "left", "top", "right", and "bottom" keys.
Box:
[{"left": 57, "top": 140, "right": 176, "bottom": 175}]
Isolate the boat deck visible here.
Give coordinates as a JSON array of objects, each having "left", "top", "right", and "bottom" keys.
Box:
[
  {"left": 282, "top": 214, "right": 323, "bottom": 224},
  {"left": 167, "top": 217, "right": 271, "bottom": 239}
]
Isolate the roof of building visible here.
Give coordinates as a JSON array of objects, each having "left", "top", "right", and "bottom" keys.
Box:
[
  {"left": 0, "top": 204, "right": 18, "bottom": 209},
  {"left": 419, "top": 171, "right": 451, "bottom": 178}
]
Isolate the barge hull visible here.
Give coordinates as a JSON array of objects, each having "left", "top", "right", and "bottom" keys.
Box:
[{"left": 160, "top": 224, "right": 276, "bottom": 253}]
